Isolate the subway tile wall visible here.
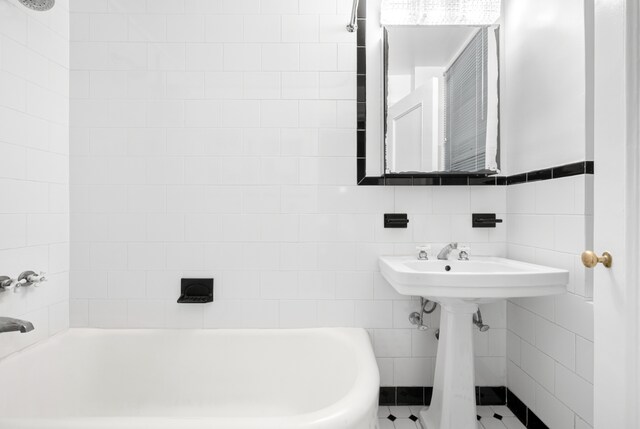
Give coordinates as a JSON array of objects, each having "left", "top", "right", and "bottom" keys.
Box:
[
  {"left": 68, "top": 0, "right": 508, "bottom": 386},
  {"left": 506, "top": 176, "right": 594, "bottom": 429},
  {"left": 0, "top": 0, "right": 70, "bottom": 358}
]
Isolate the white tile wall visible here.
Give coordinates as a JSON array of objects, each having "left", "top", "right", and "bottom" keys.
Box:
[
  {"left": 506, "top": 176, "right": 594, "bottom": 429},
  {"left": 503, "top": 0, "right": 590, "bottom": 174},
  {"left": 68, "top": 0, "right": 508, "bottom": 387},
  {"left": 0, "top": 0, "right": 70, "bottom": 359}
]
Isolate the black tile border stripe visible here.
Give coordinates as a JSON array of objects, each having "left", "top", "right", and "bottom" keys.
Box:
[
  {"left": 506, "top": 389, "right": 550, "bottom": 429},
  {"left": 356, "top": 0, "right": 593, "bottom": 187},
  {"left": 357, "top": 162, "right": 594, "bottom": 187},
  {"left": 379, "top": 386, "right": 506, "bottom": 407}
]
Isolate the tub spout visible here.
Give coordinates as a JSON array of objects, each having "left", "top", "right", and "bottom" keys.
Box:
[{"left": 0, "top": 317, "right": 34, "bottom": 334}]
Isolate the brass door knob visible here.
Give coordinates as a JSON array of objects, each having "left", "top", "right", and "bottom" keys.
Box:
[{"left": 581, "top": 251, "right": 613, "bottom": 268}]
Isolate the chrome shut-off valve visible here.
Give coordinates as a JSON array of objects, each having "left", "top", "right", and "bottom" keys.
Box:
[
  {"left": 473, "top": 309, "right": 490, "bottom": 332},
  {"left": 409, "top": 298, "right": 438, "bottom": 330}
]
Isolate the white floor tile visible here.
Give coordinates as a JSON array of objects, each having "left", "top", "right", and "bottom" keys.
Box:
[
  {"left": 393, "top": 419, "right": 420, "bottom": 429},
  {"left": 502, "top": 416, "right": 527, "bottom": 429},
  {"left": 409, "top": 405, "right": 425, "bottom": 415},
  {"left": 491, "top": 405, "right": 515, "bottom": 417},
  {"left": 477, "top": 406, "right": 495, "bottom": 417},
  {"left": 378, "top": 419, "right": 395, "bottom": 429},
  {"left": 378, "top": 406, "right": 390, "bottom": 418},
  {"left": 389, "top": 406, "right": 412, "bottom": 418},
  {"left": 480, "top": 416, "right": 507, "bottom": 429}
]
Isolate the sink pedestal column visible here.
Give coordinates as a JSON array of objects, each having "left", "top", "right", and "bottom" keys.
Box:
[{"left": 420, "top": 302, "right": 479, "bottom": 429}]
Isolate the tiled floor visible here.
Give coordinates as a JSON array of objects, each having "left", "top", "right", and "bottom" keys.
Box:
[{"left": 377, "top": 405, "right": 526, "bottom": 429}]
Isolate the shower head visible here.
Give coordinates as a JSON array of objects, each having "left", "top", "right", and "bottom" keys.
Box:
[{"left": 18, "top": 0, "right": 55, "bottom": 11}]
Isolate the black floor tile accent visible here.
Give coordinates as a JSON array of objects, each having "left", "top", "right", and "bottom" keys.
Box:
[
  {"left": 387, "top": 414, "right": 396, "bottom": 422},
  {"left": 380, "top": 386, "right": 506, "bottom": 406},
  {"left": 409, "top": 415, "right": 418, "bottom": 422},
  {"left": 478, "top": 386, "right": 507, "bottom": 405},
  {"left": 397, "top": 386, "right": 424, "bottom": 405},
  {"left": 506, "top": 388, "right": 550, "bottom": 429},
  {"left": 527, "top": 410, "right": 548, "bottom": 429},
  {"left": 378, "top": 387, "right": 395, "bottom": 406},
  {"left": 506, "top": 389, "right": 527, "bottom": 426},
  {"left": 424, "top": 387, "right": 433, "bottom": 405}
]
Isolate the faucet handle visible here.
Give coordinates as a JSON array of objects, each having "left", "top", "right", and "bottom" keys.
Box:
[
  {"left": 0, "top": 277, "right": 26, "bottom": 293},
  {"left": 17, "top": 271, "right": 46, "bottom": 288},
  {"left": 416, "top": 245, "right": 431, "bottom": 260},
  {"left": 458, "top": 245, "right": 470, "bottom": 261},
  {"left": 12, "top": 278, "right": 27, "bottom": 293},
  {"left": 29, "top": 272, "right": 47, "bottom": 286},
  {"left": 0, "top": 276, "right": 13, "bottom": 292}
]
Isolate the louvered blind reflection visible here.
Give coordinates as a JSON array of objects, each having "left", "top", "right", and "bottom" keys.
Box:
[{"left": 444, "top": 28, "right": 488, "bottom": 172}]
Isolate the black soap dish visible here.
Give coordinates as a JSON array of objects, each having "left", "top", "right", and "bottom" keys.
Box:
[{"left": 177, "top": 278, "right": 214, "bottom": 304}]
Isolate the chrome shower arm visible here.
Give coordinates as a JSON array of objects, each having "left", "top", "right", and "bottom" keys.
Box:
[{"left": 347, "top": 0, "right": 360, "bottom": 32}]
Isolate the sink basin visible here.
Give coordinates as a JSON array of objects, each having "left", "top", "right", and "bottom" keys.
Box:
[
  {"left": 379, "top": 255, "right": 569, "bottom": 429},
  {"left": 379, "top": 256, "right": 569, "bottom": 301}
]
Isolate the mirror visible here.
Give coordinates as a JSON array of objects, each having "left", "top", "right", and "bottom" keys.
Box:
[{"left": 384, "top": 25, "right": 501, "bottom": 174}]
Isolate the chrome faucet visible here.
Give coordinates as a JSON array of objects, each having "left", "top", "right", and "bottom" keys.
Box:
[
  {"left": 437, "top": 242, "right": 458, "bottom": 260},
  {"left": 0, "top": 317, "right": 34, "bottom": 334}
]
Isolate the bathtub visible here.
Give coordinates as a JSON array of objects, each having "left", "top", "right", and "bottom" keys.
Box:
[{"left": 0, "top": 328, "right": 379, "bottom": 429}]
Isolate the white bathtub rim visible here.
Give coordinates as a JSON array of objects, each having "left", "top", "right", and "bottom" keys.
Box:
[{"left": 0, "top": 327, "right": 380, "bottom": 428}]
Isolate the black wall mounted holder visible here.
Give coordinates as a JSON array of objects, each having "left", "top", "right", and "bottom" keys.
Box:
[
  {"left": 384, "top": 214, "right": 409, "bottom": 228},
  {"left": 472, "top": 213, "right": 503, "bottom": 228},
  {"left": 177, "top": 278, "right": 214, "bottom": 304}
]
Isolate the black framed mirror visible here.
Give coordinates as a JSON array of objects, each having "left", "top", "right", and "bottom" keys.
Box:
[{"left": 356, "top": 0, "right": 505, "bottom": 186}]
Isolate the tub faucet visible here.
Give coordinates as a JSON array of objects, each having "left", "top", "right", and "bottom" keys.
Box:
[
  {"left": 0, "top": 317, "right": 34, "bottom": 334},
  {"left": 437, "top": 242, "right": 458, "bottom": 260}
]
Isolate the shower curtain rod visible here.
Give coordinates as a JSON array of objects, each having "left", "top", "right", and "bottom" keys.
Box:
[{"left": 347, "top": 0, "right": 360, "bottom": 32}]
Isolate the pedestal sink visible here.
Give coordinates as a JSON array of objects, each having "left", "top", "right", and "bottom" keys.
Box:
[{"left": 379, "top": 256, "right": 569, "bottom": 429}]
